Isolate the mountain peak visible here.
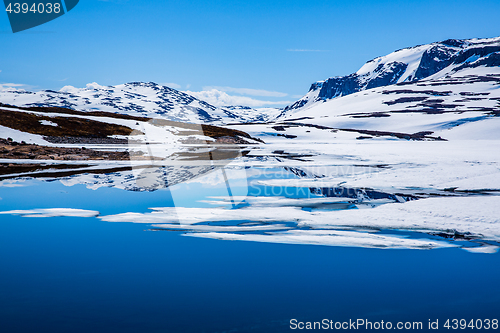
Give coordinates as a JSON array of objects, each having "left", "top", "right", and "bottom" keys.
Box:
[{"left": 282, "top": 36, "right": 500, "bottom": 115}]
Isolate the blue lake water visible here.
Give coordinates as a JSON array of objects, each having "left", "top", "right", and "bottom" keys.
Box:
[{"left": 1, "top": 172, "right": 499, "bottom": 332}]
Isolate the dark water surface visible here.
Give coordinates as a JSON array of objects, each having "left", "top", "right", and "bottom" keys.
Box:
[{"left": 0, "top": 181, "right": 499, "bottom": 333}]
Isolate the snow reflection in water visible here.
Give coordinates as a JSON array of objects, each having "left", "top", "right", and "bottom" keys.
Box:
[
  {"left": 0, "top": 162, "right": 499, "bottom": 253},
  {"left": 97, "top": 165, "right": 500, "bottom": 253}
]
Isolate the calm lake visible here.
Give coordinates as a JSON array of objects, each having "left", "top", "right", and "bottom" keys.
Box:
[{"left": 0, "top": 166, "right": 499, "bottom": 333}]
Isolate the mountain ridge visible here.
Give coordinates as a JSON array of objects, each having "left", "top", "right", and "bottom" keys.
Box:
[
  {"left": 280, "top": 36, "right": 500, "bottom": 117},
  {"left": 0, "top": 81, "right": 245, "bottom": 124},
  {"left": 1, "top": 36, "right": 499, "bottom": 125}
]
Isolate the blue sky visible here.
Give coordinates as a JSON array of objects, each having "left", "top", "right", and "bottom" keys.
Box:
[{"left": 1, "top": 0, "right": 499, "bottom": 106}]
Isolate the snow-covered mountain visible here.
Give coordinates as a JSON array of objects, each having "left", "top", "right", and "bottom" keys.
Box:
[
  {"left": 282, "top": 36, "right": 500, "bottom": 115},
  {"left": 0, "top": 82, "right": 246, "bottom": 124},
  {"left": 273, "top": 68, "right": 500, "bottom": 140},
  {"left": 222, "top": 105, "right": 282, "bottom": 123},
  {"left": 0, "top": 82, "right": 283, "bottom": 124},
  {"left": 1, "top": 37, "right": 498, "bottom": 127}
]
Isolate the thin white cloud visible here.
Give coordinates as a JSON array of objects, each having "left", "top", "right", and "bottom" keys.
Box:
[
  {"left": 203, "top": 86, "right": 288, "bottom": 98},
  {"left": 160, "top": 82, "right": 181, "bottom": 89},
  {"left": 287, "top": 49, "right": 329, "bottom": 52},
  {"left": 0, "top": 83, "right": 26, "bottom": 87},
  {"left": 87, "top": 82, "right": 110, "bottom": 90},
  {"left": 0, "top": 83, "right": 29, "bottom": 90},
  {"left": 59, "top": 82, "right": 104, "bottom": 92},
  {"left": 184, "top": 89, "right": 291, "bottom": 107}
]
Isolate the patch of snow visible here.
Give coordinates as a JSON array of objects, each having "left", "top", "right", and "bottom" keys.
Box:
[
  {"left": 0, "top": 125, "right": 52, "bottom": 145},
  {"left": 186, "top": 229, "right": 455, "bottom": 250},
  {"left": 39, "top": 120, "right": 58, "bottom": 127}
]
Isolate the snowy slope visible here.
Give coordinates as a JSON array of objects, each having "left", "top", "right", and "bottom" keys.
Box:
[{"left": 280, "top": 68, "right": 500, "bottom": 139}]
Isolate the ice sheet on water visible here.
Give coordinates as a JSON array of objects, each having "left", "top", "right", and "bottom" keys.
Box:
[
  {"left": 0, "top": 208, "right": 99, "bottom": 218},
  {"left": 95, "top": 194, "right": 500, "bottom": 252}
]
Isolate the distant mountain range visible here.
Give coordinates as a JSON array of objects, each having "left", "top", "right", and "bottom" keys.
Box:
[
  {"left": 0, "top": 37, "right": 499, "bottom": 126},
  {"left": 0, "top": 82, "right": 279, "bottom": 124}
]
